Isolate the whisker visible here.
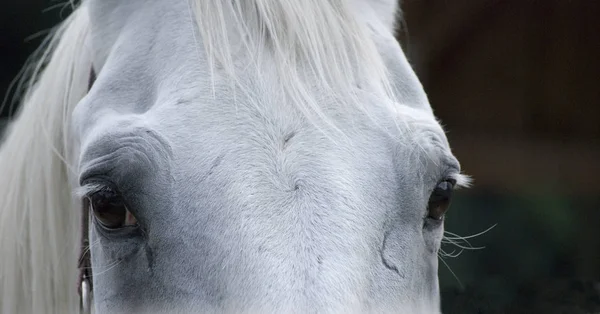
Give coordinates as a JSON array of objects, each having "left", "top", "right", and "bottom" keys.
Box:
[
  {"left": 438, "top": 248, "right": 464, "bottom": 258},
  {"left": 444, "top": 224, "right": 497, "bottom": 240},
  {"left": 439, "top": 255, "right": 463, "bottom": 289},
  {"left": 80, "top": 238, "right": 101, "bottom": 258},
  {"left": 442, "top": 237, "right": 485, "bottom": 250},
  {"left": 442, "top": 233, "right": 475, "bottom": 247},
  {"left": 441, "top": 223, "right": 496, "bottom": 254},
  {"left": 90, "top": 259, "right": 123, "bottom": 277}
]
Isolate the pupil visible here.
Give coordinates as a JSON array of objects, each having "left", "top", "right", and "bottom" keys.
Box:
[
  {"left": 91, "top": 190, "right": 122, "bottom": 211},
  {"left": 89, "top": 188, "right": 126, "bottom": 228},
  {"left": 427, "top": 180, "right": 454, "bottom": 220}
]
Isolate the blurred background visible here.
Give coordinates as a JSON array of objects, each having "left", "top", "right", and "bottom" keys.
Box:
[{"left": 1, "top": 1, "right": 599, "bottom": 313}]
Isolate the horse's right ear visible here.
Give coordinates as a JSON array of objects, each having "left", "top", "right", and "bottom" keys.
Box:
[{"left": 365, "top": 0, "right": 401, "bottom": 33}]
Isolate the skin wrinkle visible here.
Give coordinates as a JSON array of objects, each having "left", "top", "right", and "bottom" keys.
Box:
[
  {"left": 66, "top": 0, "right": 465, "bottom": 313},
  {"left": 380, "top": 231, "right": 403, "bottom": 277}
]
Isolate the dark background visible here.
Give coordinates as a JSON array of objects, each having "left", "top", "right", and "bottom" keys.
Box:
[{"left": 1, "top": 1, "right": 599, "bottom": 313}]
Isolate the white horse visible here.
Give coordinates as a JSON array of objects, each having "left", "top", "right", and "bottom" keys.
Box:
[{"left": 0, "top": 0, "right": 470, "bottom": 313}]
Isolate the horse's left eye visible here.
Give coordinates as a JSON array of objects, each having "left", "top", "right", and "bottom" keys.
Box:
[
  {"left": 88, "top": 188, "right": 136, "bottom": 229},
  {"left": 426, "top": 180, "right": 454, "bottom": 220}
]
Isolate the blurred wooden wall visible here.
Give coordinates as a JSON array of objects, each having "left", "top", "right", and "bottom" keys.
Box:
[{"left": 397, "top": 0, "right": 600, "bottom": 195}]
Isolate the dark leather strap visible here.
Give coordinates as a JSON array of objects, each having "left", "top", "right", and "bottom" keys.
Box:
[
  {"left": 77, "top": 198, "right": 92, "bottom": 300},
  {"left": 77, "top": 67, "right": 96, "bottom": 312}
]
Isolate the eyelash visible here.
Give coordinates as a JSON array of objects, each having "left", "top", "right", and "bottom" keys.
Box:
[{"left": 75, "top": 182, "right": 110, "bottom": 199}]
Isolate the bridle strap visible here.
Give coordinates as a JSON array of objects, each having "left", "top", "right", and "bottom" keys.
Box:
[{"left": 77, "top": 67, "right": 96, "bottom": 313}]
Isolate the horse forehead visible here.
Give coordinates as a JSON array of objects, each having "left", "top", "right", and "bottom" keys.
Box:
[
  {"left": 85, "top": 0, "right": 434, "bottom": 116},
  {"left": 79, "top": 71, "right": 450, "bottom": 186},
  {"left": 80, "top": 0, "right": 451, "bottom": 165}
]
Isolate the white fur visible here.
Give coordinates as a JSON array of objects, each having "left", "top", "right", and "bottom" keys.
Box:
[
  {"left": 0, "top": 7, "right": 92, "bottom": 313},
  {"left": 0, "top": 0, "right": 469, "bottom": 313},
  {"left": 191, "top": 0, "right": 403, "bottom": 141}
]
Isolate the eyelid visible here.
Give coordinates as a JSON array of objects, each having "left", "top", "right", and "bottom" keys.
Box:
[{"left": 74, "top": 180, "right": 117, "bottom": 199}]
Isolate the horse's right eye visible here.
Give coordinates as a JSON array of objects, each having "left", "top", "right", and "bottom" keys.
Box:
[
  {"left": 426, "top": 180, "right": 455, "bottom": 221},
  {"left": 88, "top": 188, "right": 136, "bottom": 229}
]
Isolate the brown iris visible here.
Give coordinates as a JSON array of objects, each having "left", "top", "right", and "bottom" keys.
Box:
[
  {"left": 89, "top": 188, "right": 136, "bottom": 229},
  {"left": 427, "top": 180, "right": 454, "bottom": 220}
]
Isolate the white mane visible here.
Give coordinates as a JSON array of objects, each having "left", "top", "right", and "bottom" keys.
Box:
[
  {"left": 0, "top": 6, "right": 92, "bottom": 313},
  {"left": 192, "top": 0, "right": 400, "bottom": 136}
]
